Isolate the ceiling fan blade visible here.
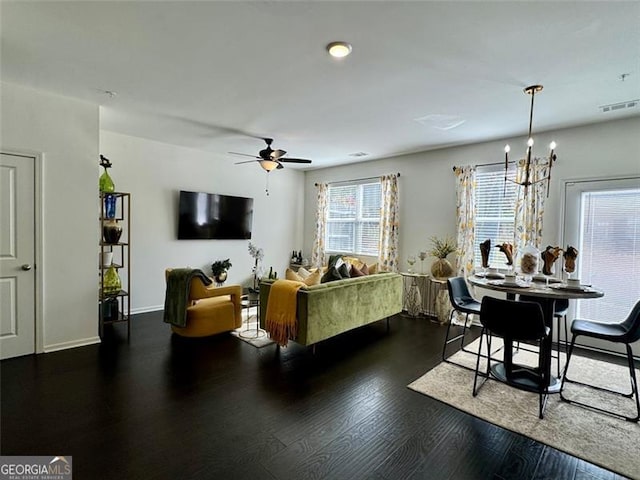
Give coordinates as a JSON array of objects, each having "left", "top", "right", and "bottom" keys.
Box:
[
  {"left": 278, "top": 158, "right": 312, "bottom": 164},
  {"left": 271, "top": 149, "right": 287, "bottom": 159},
  {"left": 277, "top": 162, "right": 285, "bottom": 169},
  {"left": 229, "top": 151, "right": 260, "bottom": 158},
  {"left": 234, "top": 160, "right": 259, "bottom": 165}
]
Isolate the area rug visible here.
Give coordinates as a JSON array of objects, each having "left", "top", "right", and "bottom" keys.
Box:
[
  {"left": 408, "top": 339, "right": 640, "bottom": 479},
  {"left": 231, "top": 308, "right": 275, "bottom": 348}
]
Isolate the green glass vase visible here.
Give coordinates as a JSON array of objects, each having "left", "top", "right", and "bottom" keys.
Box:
[
  {"left": 103, "top": 265, "right": 122, "bottom": 294},
  {"left": 99, "top": 167, "right": 115, "bottom": 193}
]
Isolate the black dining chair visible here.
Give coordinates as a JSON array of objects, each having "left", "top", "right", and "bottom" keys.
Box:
[
  {"left": 520, "top": 295, "right": 569, "bottom": 377},
  {"left": 442, "top": 277, "right": 481, "bottom": 368},
  {"left": 560, "top": 300, "right": 640, "bottom": 422},
  {"left": 473, "top": 296, "right": 552, "bottom": 419}
]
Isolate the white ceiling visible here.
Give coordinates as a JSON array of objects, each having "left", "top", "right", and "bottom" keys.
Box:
[{"left": 2, "top": 1, "right": 639, "bottom": 170}]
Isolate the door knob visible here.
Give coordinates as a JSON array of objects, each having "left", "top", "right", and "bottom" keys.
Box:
[{"left": 21, "top": 264, "right": 32, "bottom": 271}]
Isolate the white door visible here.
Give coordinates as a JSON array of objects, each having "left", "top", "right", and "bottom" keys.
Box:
[
  {"left": 0, "top": 153, "right": 36, "bottom": 359},
  {"left": 563, "top": 176, "right": 640, "bottom": 354}
]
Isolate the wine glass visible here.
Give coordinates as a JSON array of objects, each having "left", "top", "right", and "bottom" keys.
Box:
[
  {"left": 407, "top": 255, "right": 417, "bottom": 273},
  {"left": 418, "top": 251, "right": 427, "bottom": 274}
]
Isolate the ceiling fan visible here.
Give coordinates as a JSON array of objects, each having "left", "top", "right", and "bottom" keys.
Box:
[{"left": 229, "top": 138, "right": 312, "bottom": 172}]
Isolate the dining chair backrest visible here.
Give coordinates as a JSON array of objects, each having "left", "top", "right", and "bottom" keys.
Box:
[
  {"left": 621, "top": 300, "right": 640, "bottom": 343},
  {"left": 447, "top": 277, "right": 475, "bottom": 310},
  {"left": 480, "top": 296, "right": 547, "bottom": 341}
]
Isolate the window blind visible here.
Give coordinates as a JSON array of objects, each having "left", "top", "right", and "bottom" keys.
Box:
[
  {"left": 577, "top": 188, "right": 640, "bottom": 323},
  {"left": 326, "top": 181, "right": 381, "bottom": 256},
  {"left": 474, "top": 164, "right": 518, "bottom": 269}
]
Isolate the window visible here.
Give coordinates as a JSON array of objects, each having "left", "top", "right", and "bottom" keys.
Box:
[
  {"left": 565, "top": 180, "right": 640, "bottom": 323},
  {"left": 474, "top": 164, "right": 518, "bottom": 269},
  {"left": 325, "top": 181, "right": 382, "bottom": 256}
]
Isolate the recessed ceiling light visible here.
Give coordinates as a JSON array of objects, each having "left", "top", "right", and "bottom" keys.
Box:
[{"left": 326, "top": 41, "right": 352, "bottom": 58}]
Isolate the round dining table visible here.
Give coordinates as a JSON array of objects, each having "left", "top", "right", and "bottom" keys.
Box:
[{"left": 468, "top": 275, "right": 604, "bottom": 393}]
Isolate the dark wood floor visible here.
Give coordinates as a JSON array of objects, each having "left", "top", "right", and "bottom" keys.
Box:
[{"left": 1, "top": 312, "right": 629, "bottom": 480}]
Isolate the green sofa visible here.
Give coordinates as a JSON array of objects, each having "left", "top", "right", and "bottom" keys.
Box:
[{"left": 259, "top": 272, "right": 403, "bottom": 346}]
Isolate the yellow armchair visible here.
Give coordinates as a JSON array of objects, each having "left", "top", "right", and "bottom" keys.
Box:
[{"left": 165, "top": 268, "right": 242, "bottom": 337}]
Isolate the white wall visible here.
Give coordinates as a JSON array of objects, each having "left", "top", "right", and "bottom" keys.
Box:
[
  {"left": 303, "top": 117, "right": 640, "bottom": 272},
  {"left": 1, "top": 82, "right": 100, "bottom": 351},
  {"left": 100, "top": 130, "right": 305, "bottom": 313}
]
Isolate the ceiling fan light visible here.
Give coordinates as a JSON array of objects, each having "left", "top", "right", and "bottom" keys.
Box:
[
  {"left": 326, "top": 41, "right": 352, "bottom": 58},
  {"left": 259, "top": 160, "right": 279, "bottom": 172}
]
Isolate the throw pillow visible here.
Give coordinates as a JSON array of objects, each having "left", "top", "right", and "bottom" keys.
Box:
[
  {"left": 285, "top": 268, "right": 303, "bottom": 282},
  {"left": 359, "top": 263, "right": 370, "bottom": 276},
  {"left": 321, "top": 266, "right": 342, "bottom": 283},
  {"left": 304, "top": 270, "right": 322, "bottom": 286},
  {"left": 328, "top": 254, "right": 343, "bottom": 269},
  {"left": 350, "top": 263, "right": 366, "bottom": 277},
  {"left": 337, "top": 262, "right": 350, "bottom": 279},
  {"left": 368, "top": 263, "right": 379, "bottom": 274},
  {"left": 343, "top": 256, "right": 360, "bottom": 267},
  {"left": 297, "top": 266, "right": 311, "bottom": 279}
]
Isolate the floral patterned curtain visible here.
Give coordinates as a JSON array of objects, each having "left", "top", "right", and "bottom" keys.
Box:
[
  {"left": 514, "top": 158, "right": 549, "bottom": 253},
  {"left": 454, "top": 166, "right": 476, "bottom": 277},
  {"left": 378, "top": 174, "right": 400, "bottom": 272},
  {"left": 311, "top": 182, "right": 329, "bottom": 268}
]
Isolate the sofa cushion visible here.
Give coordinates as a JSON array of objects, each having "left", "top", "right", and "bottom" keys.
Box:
[
  {"left": 328, "top": 254, "right": 343, "bottom": 269},
  {"left": 350, "top": 263, "right": 367, "bottom": 277},
  {"left": 343, "top": 256, "right": 360, "bottom": 267},
  {"left": 285, "top": 268, "right": 303, "bottom": 281},
  {"left": 287, "top": 268, "right": 321, "bottom": 286},
  {"left": 304, "top": 269, "right": 322, "bottom": 286},
  {"left": 297, "top": 266, "right": 311, "bottom": 279},
  {"left": 337, "top": 263, "right": 350, "bottom": 279},
  {"left": 321, "top": 266, "right": 343, "bottom": 283}
]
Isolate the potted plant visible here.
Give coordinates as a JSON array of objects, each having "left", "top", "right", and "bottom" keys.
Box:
[
  {"left": 429, "top": 236, "right": 457, "bottom": 279},
  {"left": 211, "top": 258, "right": 232, "bottom": 285}
]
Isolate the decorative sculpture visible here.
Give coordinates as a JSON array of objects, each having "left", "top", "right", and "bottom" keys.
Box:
[
  {"left": 497, "top": 242, "right": 514, "bottom": 266},
  {"left": 479, "top": 239, "right": 491, "bottom": 269},
  {"left": 563, "top": 246, "right": 579, "bottom": 273},
  {"left": 541, "top": 245, "right": 563, "bottom": 276}
]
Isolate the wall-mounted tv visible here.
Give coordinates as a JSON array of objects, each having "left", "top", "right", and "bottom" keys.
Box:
[{"left": 178, "top": 190, "right": 254, "bottom": 240}]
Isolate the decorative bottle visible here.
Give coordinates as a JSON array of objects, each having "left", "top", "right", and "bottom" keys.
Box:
[
  {"left": 104, "top": 194, "right": 117, "bottom": 219},
  {"left": 99, "top": 154, "right": 115, "bottom": 193},
  {"left": 103, "top": 265, "right": 122, "bottom": 294},
  {"left": 99, "top": 167, "right": 115, "bottom": 193}
]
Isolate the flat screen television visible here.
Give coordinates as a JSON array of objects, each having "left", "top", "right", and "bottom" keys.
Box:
[{"left": 177, "top": 190, "right": 253, "bottom": 240}]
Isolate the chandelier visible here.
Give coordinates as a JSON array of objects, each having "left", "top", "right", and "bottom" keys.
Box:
[{"left": 503, "top": 85, "right": 557, "bottom": 197}]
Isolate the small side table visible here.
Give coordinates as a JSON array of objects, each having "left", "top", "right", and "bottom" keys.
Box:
[
  {"left": 431, "top": 278, "right": 452, "bottom": 324},
  {"left": 240, "top": 290, "right": 266, "bottom": 339},
  {"left": 401, "top": 272, "right": 425, "bottom": 317}
]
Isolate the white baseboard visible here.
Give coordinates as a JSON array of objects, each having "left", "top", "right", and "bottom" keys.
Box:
[
  {"left": 44, "top": 336, "right": 101, "bottom": 353},
  {"left": 131, "top": 304, "right": 163, "bottom": 315}
]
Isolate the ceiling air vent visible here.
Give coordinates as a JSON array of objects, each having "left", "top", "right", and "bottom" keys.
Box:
[
  {"left": 348, "top": 152, "right": 369, "bottom": 157},
  {"left": 600, "top": 100, "right": 639, "bottom": 113}
]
